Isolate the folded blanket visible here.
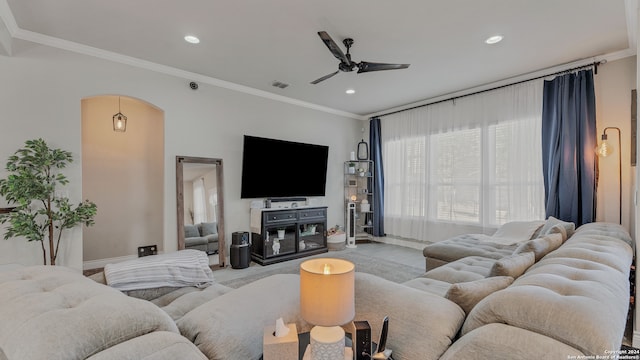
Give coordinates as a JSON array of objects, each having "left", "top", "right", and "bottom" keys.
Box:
[{"left": 104, "top": 250, "right": 214, "bottom": 291}]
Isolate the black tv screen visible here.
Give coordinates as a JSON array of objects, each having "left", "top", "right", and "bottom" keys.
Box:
[{"left": 240, "top": 135, "right": 329, "bottom": 198}]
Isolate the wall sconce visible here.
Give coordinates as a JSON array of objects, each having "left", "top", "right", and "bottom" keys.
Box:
[
  {"left": 595, "top": 126, "right": 621, "bottom": 224},
  {"left": 112, "top": 97, "right": 127, "bottom": 132}
]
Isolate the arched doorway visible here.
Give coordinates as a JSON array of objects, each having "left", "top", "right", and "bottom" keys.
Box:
[{"left": 81, "top": 95, "right": 164, "bottom": 270}]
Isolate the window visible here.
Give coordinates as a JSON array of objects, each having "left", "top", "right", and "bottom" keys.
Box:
[{"left": 381, "top": 81, "right": 544, "bottom": 242}]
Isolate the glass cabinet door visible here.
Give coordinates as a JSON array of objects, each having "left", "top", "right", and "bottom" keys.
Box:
[
  {"left": 298, "top": 222, "right": 325, "bottom": 252},
  {"left": 263, "top": 224, "right": 296, "bottom": 258}
]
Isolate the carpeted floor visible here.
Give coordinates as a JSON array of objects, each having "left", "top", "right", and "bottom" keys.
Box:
[{"left": 216, "top": 250, "right": 425, "bottom": 288}]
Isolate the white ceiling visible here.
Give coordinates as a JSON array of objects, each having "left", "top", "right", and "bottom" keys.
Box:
[{"left": 1, "top": 0, "right": 637, "bottom": 119}]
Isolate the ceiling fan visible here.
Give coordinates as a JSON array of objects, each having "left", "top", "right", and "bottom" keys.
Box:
[{"left": 310, "top": 31, "right": 410, "bottom": 84}]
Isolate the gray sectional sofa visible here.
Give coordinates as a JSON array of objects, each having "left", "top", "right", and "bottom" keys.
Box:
[{"left": 0, "top": 222, "right": 633, "bottom": 360}]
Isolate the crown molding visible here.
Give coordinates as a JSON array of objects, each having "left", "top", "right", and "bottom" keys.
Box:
[{"left": 0, "top": 1, "right": 364, "bottom": 121}]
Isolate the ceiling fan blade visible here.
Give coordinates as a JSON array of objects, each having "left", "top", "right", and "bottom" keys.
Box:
[
  {"left": 317, "top": 31, "right": 350, "bottom": 65},
  {"left": 357, "top": 61, "right": 410, "bottom": 73},
  {"left": 310, "top": 70, "right": 340, "bottom": 84}
]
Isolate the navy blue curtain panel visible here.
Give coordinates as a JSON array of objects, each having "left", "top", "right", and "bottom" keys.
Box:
[
  {"left": 541, "top": 69, "right": 597, "bottom": 226},
  {"left": 369, "top": 117, "right": 385, "bottom": 236}
]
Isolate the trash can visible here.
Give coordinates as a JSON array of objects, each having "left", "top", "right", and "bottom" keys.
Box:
[{"left": 230, "top": 243, "right": 250, "bottom": 269}]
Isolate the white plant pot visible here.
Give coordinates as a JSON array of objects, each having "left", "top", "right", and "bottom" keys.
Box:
[{"left": 277, "top": 229, "right": 285, "bottom": 239}]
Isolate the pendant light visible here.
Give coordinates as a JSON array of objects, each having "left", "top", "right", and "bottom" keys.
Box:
[{"left": 112, "top": 97, "right": 127, "bottom": 132}]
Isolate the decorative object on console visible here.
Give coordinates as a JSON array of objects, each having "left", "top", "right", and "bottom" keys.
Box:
[
  {"left": 300, "top": 258, "right": 355, "bottom": 360},
  {"left": 357, "top": 139, "right": 369, "bottom": 160},
  {"left": 360, "top": 199, "right": 370, "bottom": 213},
  {"left": 0, "top": 138, "right": 98, "bottom": 265},
  {"left": 112, "top": 96, "right": 128, "bottom": 132},
  {"left": 595, "top": 126, "right": 622, "bottom": 225}
]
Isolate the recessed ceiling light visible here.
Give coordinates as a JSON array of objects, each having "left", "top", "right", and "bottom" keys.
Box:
[
  {"left": 485, "top": 35, "right": 503, "bottom": 45},
  {"left": 184, "top": 35, "right": 200, "bottom": 44},
  {"left": 346, "top": 89, "right": 356, "bottom": 94}
]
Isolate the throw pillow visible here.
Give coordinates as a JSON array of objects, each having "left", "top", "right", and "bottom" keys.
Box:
[
  {"left": 539, "top": 216, "right": 575, "bottom": 238},
  {"left": 490, "top": 221, "right": 545, "bottom": 245},
  {"left": 445, "top": 276, "right": 514, "bottom": 314},
  {"left": 489, "top": 252, "right": 535, "bottom": 278},
  {"left": 514, "top": 233, "right": 563, "bottom": 261},
  {"left": 200, "top": 222, "right": 218, "bottom": 236},
  {"left": 184, "top": 224, "right": 200, "bottom": 238},
  {"left": 547, "top": 223, "right": 568, "bottom": 242}
]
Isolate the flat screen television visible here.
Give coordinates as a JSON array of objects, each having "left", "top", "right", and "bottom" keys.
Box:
[{"left": 240, "top": 135, "right": 329, "bottom": 199}]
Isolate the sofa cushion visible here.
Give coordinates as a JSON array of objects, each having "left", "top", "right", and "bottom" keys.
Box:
[
  {"left": 539, "top": 216, "right": 575, "bottom": 238},
  {"left": 159, "top": 284, "right": 233, "bottom": 321},
  {"left": 423, "top": 234, "right": 517, "bottom": 270},
  {"left": 85, "top": 331, "right": 207, "bottom": 360},
  {"left": 199, "top": 222, "right": 218, "bottom": 236},
  {"left": 462, "top": 247, "right": 632, "bottom": 355},
  {"left": 0, "top": 266, "right": 179, "bottom": 360},
  {"left": 445, "top": 276, "right": 513, "bottom": 314},
  {"left": 489, "top": 221, "right": 545, "bottom": 245},
  {"left": 403, "top": 277, "right": 451, "bottom": 297},
  {"left": 489, "top": 251, "right": 535, "bottom": 278},
  {"left": 354, "top": 273, "right": 465, "bottom": 360},
  {"left": 184, "top": 224, "right": 201, "bottom": 238},
  {"left": 513, "top": 233, "right": 563, "bottom": 261},
  {"left": 571, "top": 222, "right": 634, "bottom": 249},
  {"left": 440, "top": 323, "right": 585, "bottom": 360},
  {"left": 178, "top": 274, "right": 310, "bottom": 360},
  {"left": 423, "top": 256, "right": 495, "bottom": 283}
]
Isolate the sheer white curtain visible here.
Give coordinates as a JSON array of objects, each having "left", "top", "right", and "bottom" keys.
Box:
[{"left": 381, "top": 81, "right": 545, "bottom": 242}]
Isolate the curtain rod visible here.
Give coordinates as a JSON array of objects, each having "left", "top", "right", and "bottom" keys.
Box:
[{"left": 373, "top": 60, "right": 606, "bottom": 119}]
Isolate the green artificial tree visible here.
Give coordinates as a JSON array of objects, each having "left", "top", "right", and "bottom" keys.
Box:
[{"left": 0, "top": 139, "right": 97, "bottom": 265}]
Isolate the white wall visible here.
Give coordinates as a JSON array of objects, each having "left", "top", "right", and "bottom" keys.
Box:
[
  {"left": 595, "top": 56, "right": 637, "bottom": 235},
  {"left": 0, "top": 43, "right": 362, "bottom": 270}
]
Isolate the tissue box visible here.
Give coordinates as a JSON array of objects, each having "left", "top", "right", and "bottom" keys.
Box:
[{"left": 263, "top": 323, "right": 298, "bottom": 360}]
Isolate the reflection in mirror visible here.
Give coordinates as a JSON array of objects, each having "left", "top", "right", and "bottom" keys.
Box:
[{"left": 176, "top": 156, "right": 226, "bottom": 268}]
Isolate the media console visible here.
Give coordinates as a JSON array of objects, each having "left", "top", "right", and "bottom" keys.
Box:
[{"left": 250, "top": 206, "right": 328, "bottom": 265}]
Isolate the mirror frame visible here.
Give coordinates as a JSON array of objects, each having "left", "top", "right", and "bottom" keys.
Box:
[{"left": 176, "top": 156, "right": 226, "bottom": 268}]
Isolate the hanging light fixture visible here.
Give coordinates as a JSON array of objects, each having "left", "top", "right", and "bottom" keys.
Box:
[{"left": 112, "top": 97, "right": 127, "bottom": 132}]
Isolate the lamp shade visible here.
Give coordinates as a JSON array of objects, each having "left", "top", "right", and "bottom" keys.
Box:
[{"left": 300, "top": 258, "right": 355, "bottom": 327}]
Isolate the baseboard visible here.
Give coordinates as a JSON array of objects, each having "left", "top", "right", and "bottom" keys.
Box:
[{"left": 83, "top": 254, "right": 138, "bottom": 270}]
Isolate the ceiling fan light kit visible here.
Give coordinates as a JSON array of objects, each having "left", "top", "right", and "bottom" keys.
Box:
[{"left": 311, "top": 31, "right": 410, "bottom": 84}]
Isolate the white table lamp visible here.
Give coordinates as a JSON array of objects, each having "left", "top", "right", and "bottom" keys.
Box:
[{"left": 300, "top": 258, "right": 355, "bottom": 360}]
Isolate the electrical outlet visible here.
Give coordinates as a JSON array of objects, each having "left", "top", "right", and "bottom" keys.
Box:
[{"left": 138, "top": 245, "right": 157, "bottom": 257}]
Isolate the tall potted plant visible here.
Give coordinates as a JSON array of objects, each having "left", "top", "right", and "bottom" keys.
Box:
[{"left": 0, "top": 139, "right": 97, "bottom": 265}]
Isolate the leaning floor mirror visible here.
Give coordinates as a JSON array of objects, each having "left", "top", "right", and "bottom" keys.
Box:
[{"left": 176, "top": 156, "right": 226, "bottom": 268}]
